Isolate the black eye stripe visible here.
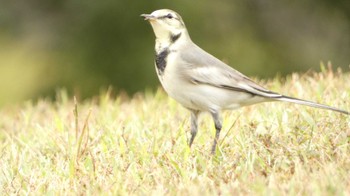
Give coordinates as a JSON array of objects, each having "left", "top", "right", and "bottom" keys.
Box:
[
  {"left": 159, "top": 13, "right": 176, "bottom": 20},
  {"left": 166, "top": 14, "right": 173, "bottom": 19}
]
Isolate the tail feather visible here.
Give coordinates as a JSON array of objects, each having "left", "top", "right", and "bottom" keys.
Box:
[
  {"left": 236, "top": 81, "right": 349, "bottom": 115},
  {"left": 275, "top": 95, "right": 350, "bottom": 115}
]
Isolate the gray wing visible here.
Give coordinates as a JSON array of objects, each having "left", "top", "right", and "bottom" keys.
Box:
[
  {"left": 179, "top": 43, "right": 282, "bottom": 98},
  {"left": 178, "top": 42, "right": 350, "bottom": 115}
]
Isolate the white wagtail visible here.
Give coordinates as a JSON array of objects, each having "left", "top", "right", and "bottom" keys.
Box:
[{"left": 141, "top": 9, "right": 350, "bottom": 154}]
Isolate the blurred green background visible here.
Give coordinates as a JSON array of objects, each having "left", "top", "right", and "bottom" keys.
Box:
[{"left": 0, "top": 0, "right": 349, "bottom": 106}]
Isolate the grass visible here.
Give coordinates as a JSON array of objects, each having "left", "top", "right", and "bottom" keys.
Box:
[{"left": 1, "top": 66, "right": 350, "bottom": 195}]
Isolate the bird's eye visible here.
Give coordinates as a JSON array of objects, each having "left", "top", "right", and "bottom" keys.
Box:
[{"left": 166, "top": 14, "right": 173, "bottom": 19}]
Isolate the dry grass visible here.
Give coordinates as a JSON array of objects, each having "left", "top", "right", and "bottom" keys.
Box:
[{"left": 1, "top": 67, "right": 350, "bottom": 195}]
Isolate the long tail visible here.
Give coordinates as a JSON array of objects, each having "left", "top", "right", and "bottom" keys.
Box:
[
  {"left": 233, "top": 79, "right": 349, "bottom": 115},
  {"left": 275, "top": 95, "right": 350, "bottom": 115}
]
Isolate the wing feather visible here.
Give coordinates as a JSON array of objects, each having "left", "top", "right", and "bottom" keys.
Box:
[{"left": 179, "top": 43, "right": 282, "bottom": 98}]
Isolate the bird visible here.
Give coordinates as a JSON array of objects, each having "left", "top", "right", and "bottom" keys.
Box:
[{"left": 141, "top": 9, "right": 350, "bottom": 154}]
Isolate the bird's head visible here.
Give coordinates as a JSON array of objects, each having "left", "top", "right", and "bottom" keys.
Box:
[{"left": 141, "top": 9, "right": 190, "bottom": 44}]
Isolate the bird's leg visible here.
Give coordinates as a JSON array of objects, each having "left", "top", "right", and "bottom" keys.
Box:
[
  {"left": 210, "top": 111, "right": 222, "bottom": 154},
  {"left": 189, "top": 110, "right": 199, "bottom": 147}
]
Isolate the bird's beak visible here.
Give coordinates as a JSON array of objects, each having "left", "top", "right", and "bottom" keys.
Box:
[{"left": 141, "top": 14, "right": 155, "bottom": 21}]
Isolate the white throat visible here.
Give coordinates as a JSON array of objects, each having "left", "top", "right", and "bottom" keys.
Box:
[{"left": 153, "top": 29, "right": 190, "bottom": 52}]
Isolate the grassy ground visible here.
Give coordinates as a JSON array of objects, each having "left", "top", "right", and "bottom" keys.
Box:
[{"left": 1, "top": 67, "right": 350, "bottom": 195}]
